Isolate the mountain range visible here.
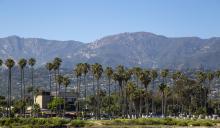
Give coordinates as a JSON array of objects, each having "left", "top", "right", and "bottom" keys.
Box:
[{"left": 0, "top": 32, "right": 220, "bottom": 69}]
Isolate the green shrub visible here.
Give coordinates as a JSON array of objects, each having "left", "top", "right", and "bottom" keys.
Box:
[
  {"left": 176, "top": 121, "right": 188, "bottom": 126},
  {"left": 70, "top": 120, "right": 87, "bottom": 127}
]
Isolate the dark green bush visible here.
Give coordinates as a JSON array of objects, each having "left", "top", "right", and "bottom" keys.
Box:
[{"left": 70, "top": 120, "right": 87, "bottom": 127}]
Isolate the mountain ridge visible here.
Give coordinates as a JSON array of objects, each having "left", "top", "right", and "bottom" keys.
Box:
[{"left": 0, "top": 32, "right": 220, "bottom": 69}]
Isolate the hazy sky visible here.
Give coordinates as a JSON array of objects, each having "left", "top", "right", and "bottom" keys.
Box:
[{"left": 0, "top": 0, "right": 219, "bottom": 42}]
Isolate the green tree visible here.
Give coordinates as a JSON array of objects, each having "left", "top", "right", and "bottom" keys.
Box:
[
  {"left": 48, "top": 97, "right": 64, "bottom": 112},
  {"left": 32, "top": 103, "right": 40, "bottom": 117}
]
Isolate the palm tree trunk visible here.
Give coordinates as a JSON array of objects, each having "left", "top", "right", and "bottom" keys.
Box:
[
  {"left": 76, "top": 77, "right": 79, "bottom": 113},
  {"left": 162, "top": 92, "right": 164, "bottom": 117},
  {"left": 23, "top": 69, "right": 26, "bottom": 117},
  {"left": 64, "top": 86, "right": 66, "bottom": 116},
  {"left": 55, "top": 70, "right": 57, "bottom": 97},
  {"left": 97, "top": 79, "right": 100, "bottom": 119},
  {"left": 125, "top": 82, "right": 128, "bottom": 118},
  {"left": 92, "top": 75, "right": 97, "bottom": 119},
  {"left": 108, "top": 78, "right": 111, "bottom": 118},
  {"left": 31, "top": 67, "right": 34, "bottom": 106},
  {"left": 151, "top": 80, "right": 154, "bottom": 115},
  {"left": 9, "top": 68, "right": 12, "bottom": 117},
  {"left": 84, "top": 75, "right": 87, "bottom": 109},
  {"left": 49, "top": 71, "right": 52, "bottom": 93}
]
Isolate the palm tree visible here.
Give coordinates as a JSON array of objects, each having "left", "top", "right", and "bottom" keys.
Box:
[
  {"left": 28, "top": 58, "right": 36, "bottom": 105},
  {"left": 74, "top": 63, "right": 83, "bottom": 113},
  {"left": 93, "top": 63, "right": 103, "bottom": 119},
  {"left": 56, "top": 75, "right": 64, "bottom": 114},
  {"left": 160, "top": 69, "right": 169, "bottom": 83},
  {"left": 82, "top": 63, "right": 90, "bottom": 109},
  {"left": 91, "top": 64, "right": 96, "bottom": 96},
  {"left": 53, "top": 57, "right": 62, "bottom": 97},
  {"left": 5, "top": 58, "right": 15, "bottom": 117},
  {"left": 132, "top": 67, "right": 142, "bottom": 87},
  {"left": 105, "top": 67, "right": 113, "bottom": 117},
  {"left": 126, "top": 81, "right": 136, "bottom": 118},
  {"left": 196, "top": 71, "right": 207, "bottom": 108},
  {"left": 18, "top": 58, "right": 27, "bottom": 116},
  {"left": 113, "top": 65, "right": 125, "bottom": 116},
  {"left": 206, "top": 71, "right": 214, "bottom": 107},
  {"left": 159, "top": 83, "right": 167, "bottom": 117},
  {"left": 150, "top": 69, "right": 158, "bottom": 115},
  {"left": 123, "top": 69, "right": 132, "bottom": 117},
  {"left": 171, "top": 71, "right": 182, "bottom": 113},
  {"left": 62, "top": 76, "right": 71, "bottom": 115},
  {"left": 18, "top": 59, "right": 27, "bottom": 99},
  {"left": 46, "top": 62, "right": 54, "bottom": 93},
  {"left": 139, "top": 70, "right": 151, "bottom": 116}
]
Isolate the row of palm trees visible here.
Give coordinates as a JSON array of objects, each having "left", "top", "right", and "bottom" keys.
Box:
[
  {"left": 0, "top": 58, "right": 37, "bottom": 117},
  {"left": 1, "top": 57, "right": 220, "bottom": 118}
]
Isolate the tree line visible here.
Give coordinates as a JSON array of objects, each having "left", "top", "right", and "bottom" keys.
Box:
[{"left": 0, "top": 57, "right": 220, "bottom": 119}]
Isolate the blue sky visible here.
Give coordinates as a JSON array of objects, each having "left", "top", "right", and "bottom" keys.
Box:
[{"left": 0, "top": 0, "right": 220, "bottom": 42}]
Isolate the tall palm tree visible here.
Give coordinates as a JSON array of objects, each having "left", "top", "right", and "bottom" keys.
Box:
[
  {"left": 74, "top": 63, "right": 83, "bottom": 113},
  {"left": 82, "top": 63, "right": 90, "bottom": 109},
  {"left": 132, "top": 67, "right": 142, "bottom": 88},
  {"left": 123, "top": 69, "right": 132, "bottom": 117},
  {"left": 5, "top": 58, "right": 15, "bottom": 117},
  {"left": 93, "top": 63, "right": 103, "bottom": 119},
  {"left": 18, "top": 58, "right": 27, "bottom": 116},
  {"left": 159, "top": 83, "right": 167, "bottom": 117},
  {"left": 126, "top": 81, "right": 136, "bottom": 118},
  {"left": 105, "top": 67, "right": 113, "bottom": 117},
  {"left": 139, "top": 70, "right": 151, "bottom": 116},
  {"left": 46, "top": 62, "right": 54, "bottom": 93},
  {"left": 150, "top": 69, "right": 158, "bottom": 115},
  {"left": 206, "top": 71, "right": 214, "bottom": 107},
  {"left": 171, "top": 71, "right": 182, "bottom": 113},
  {"left": 56, "top": 75, "right": 64, "bottom": 114},
  {"left": 28, "top": 58, "right": 36, "bottom": 107},
  {"left": 196, "top": 71, "right": 207, "bottom": 108},
  {"left": 113, "top": 65, "right": 125, "bottom": 116},
  {"left": 62, "top": 76, "right": 71, "bottom": 114},
  {"left": 53, "top": 57, "right": 62, "bottom": 97},
  {"left": 18, "top": 59, "right": 27, "bottom": 99}
]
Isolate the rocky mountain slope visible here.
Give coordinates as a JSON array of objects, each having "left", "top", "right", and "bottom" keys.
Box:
[{"left": 0, "top": 32, "right": 220, "bottom": 69}]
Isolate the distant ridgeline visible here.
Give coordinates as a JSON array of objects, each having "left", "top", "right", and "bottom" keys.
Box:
[{"left": 0, "top": 32, "right": 220, "bottom": 69}]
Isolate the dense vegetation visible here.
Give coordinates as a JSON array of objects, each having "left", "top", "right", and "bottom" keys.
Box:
[
  {"left": 0, "top": 57, "right": 220, "bottom": 119},
  {"left": 0, "top": 117, "right": 219, "bottom": 127}
]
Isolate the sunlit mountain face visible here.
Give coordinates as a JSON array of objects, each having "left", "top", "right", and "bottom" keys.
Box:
[{"left": 0, "top": 32, "right": 220, "bottom": 69}]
